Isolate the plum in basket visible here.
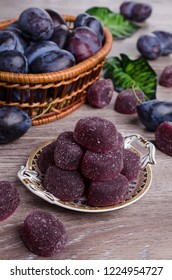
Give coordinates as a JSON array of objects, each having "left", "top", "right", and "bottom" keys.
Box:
[
  {"left": 67, "top": 26, "right": 102, "bottom": 63},
  {"left": 29, "top": 49, "right": 76, "bottom": 73},
  {"left": 18, "top": 7, "right": 54, "bottom": 41}
]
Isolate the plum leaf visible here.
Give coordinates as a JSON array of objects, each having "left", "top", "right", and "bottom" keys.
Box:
[
  {"left": 103, "top": 54, "right": 157, "bottom": 100},
  {"left": 86, "top": 7, "right": 140, "bottom": 39}
]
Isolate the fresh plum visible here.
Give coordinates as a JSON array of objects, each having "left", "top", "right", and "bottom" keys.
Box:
[
  {"left": 45, "top": 9, "right": 67, "bottom": 27},
  {"left": 74, "top": 13, "right": 104, "bottom": 43},
  {"left": 0, "top": 50, "right": 28, "bottom": 73},
  {"left": 153, "top": 31, "right": 172, "bottom": 56},
  {"left": 67, "top": 26, "right": 102, "bottom": 63},
  {"left": 0, "top": 30, "right": 17, "bottom": 52},
  {"left": 137, "top": 33, "right": 161, "bottom": 60},
  {"left": 18, "top": 7, "right": 54, "bottom": 41},
  {"left": 137, "top": 100, "right": 172, "bottom": 131},
  {"left": 120, "top": 1, "right": 152, "bottom": 22},
  {"left": 25, "top": 40, "right": 60, "bottom": 64},
  {"left": 30, "top": 49, "right": 76, "bottom": 73},
  {"left": 0, "top": 106, "right": 32, "bottom": 144},
  {"left": 50, "top": 25, "right": 70, "bottom": 49}
]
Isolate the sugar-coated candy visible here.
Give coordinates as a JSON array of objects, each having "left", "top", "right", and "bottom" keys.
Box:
[
  {"left": 54, "top": 131, "right": 84, "bottom": 170},
  {"left": 115, "top": 132, "right": 124, "bottom": 151},
  {"left": 21, "top": 210, "right": 67, "bottom": 257},
  {"left": 159, "top": 65, "right": 172, "bottom": 87},
  {"left": 155, "top": 121, "right": 172, "bottom": 156},
  {"left": 81, "top": 149, "right": 123, "bottom": 181},
  {"left": 87, "top": 79, "right": 114, "bottom": 108},
  {"left": 43, "top": 166, "right": 86, "bottom": 201},
  {"left": 87, "top": 174, "right": 129, "bottom": 207},
  {"left": 0, "top": 181, "right": 20, "bottom": 222},
  {"left": 114, "top": 89, "right": 145, "bottom": 114},
  {"left": 57, "top": 130, "right": 74, "bottom": 141},
  {"left": 121, "top": 149, "right": 141, "bottom": 182},
  {"left": 73, "top": 116, "right": 118, "bottom": 153},
  {"left": 37, "top": 140, "right": 56, "bottom": 173}
]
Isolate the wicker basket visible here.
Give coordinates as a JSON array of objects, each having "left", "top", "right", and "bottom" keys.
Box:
[{"left": 0, "top": 16, "right": 113, "bottom": 125}]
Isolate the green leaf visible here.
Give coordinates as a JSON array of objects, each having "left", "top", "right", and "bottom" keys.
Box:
[
  {"left": 86, "top": 7, "right": 140, "bottom": 39},
  {"left": 103, "top": 54, "right": 157, "bottom": 100}
]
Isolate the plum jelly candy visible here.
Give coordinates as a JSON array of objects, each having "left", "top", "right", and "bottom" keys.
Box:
[
  {"left": 155, "top": 121, "right": 172, "bottom": 156},
  {"left": 87, "top": 79, "right": 114, "bottom": 108},
  {"left": 121, "top": 149, "right": 141, "bottom": 182},
  {"left": 43, "top": 166, "right": 85, "bottom": 201},
  {"left": 114, "top": 89, "right": 145, "bottom": 115},
  {"left": 87, "top": 174, "right": 129, "bottom": 207},
  {"left": 0, "top": 181, "right": 20, "bottom": 222},
  {"left": 73, "top": 116, "right": 118, "bottom": 153},
  {"left": 57, "top": 131, "right": 74, "bottom": 141},
  {"left": 37, "top": 140, "right": 56, "bottom": 173},
  {"left": 54, "top": 132, "right": 84, "bottom": 170},
  {"left": 21, "top": 210, "right": 67, "bottom": 257},
  {"left": 159, "top": 65, "right": 172, "bottom": 87},
  {"left": 117, "top": 132, "right": 124, "bottom": 150},
  {"left": 81, "top": 149, "right": 123, "bottom": 181}
]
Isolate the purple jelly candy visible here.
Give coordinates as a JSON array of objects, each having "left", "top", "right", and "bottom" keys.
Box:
[
  {"left": 87, "top": 79, "right": 114, "bottom": 108},
  {"left": 114, "top": 132, "right": 124, "bottom": 151},
  {"left": 21, "top": 210, "right": 67, "bottom": 257},
  {"left": 37, "top": 140, "right": 56, "bottom": 173},
  {"left": 155, "top": 121, "right": 172, "bottom": 156},
  {"left": 57, "top": 130, "right": 74, "bottom": 141},
  {"left": 73, "top": 116, "right": 118, "bottom": 153},
  {"left": 87, "top": 174, "right": 129, "bottom": 207},
  {"left": 159, "top": 65, "right": 172, "bottom": 87},
  {"left": 121, "top": 149, "right": 141, "bottom": 182},
  {"left": 43, "top": 165, "right": 86, "bottom": 201},
  {"left": 54, "top": 131, "right": 84, "bottom": 170},
  {"left": 114, "top": 89, "right": 145, "bottom": 114},
  {"left": 81, "top": 149, "right": 123, "bottom": 181},
  {"left": 0, "top": 181, "right": 20, "bottom": 222}
]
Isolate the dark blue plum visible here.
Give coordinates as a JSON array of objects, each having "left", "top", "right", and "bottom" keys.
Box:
[
  {"left": 50, "top": 24, "right": 70, "bottom": 49},
  {"left": 74, "top": 13, "right": 88, "bottom": 29},
  {"left": 120, "top": 1, "right": 152, "bottom": 22},
  {"left": 45, "top": 9, "right": 67, "bottom": 27},
  {"left": 0, "top": 106, "right": 32, "bottom": 144},
  {"left": 30, "top": 49, "right": 76, "bottom": 73},
  {"left": 137, "top": 100, "right": 172, "bottom": 131},
  {"left": 137, "top": 34, "right": 161, "bottom": 59},
  {"left": 120, "top": 1, "right": 136, "bottom": 19},
  {"left": 0, "top": 30, "right": 17, "bottom": 52},
  {"left": 7, "top": 20, "right": 21, "bottom": 29},
  {"left": 0, "top": 50, "right": 28, "bottom": 73},
  {"left": 74, "top": 13, "right": 104, "bottom": 43},
  {"left": 153, "top": 31, "right": 172, "bottom": 56},
  {"left": 18, "top": 7, "right": 54, "bottom": 41},
  {"left": 131, "top": 3, "right": 152, "bottom": 22},
  {"left": 67, "top": 26, "right": 102, "bottom": 63},
  {"left": 3, "top": 25, "right": 29, "bottom": 51},
  {"left": 25, "top": 40, "right": 60, "bottom": 64},
  {"left": 82, "top": 16, "right": 104, "bottom": 43}
]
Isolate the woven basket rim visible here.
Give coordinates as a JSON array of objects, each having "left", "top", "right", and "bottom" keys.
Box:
[{"left": 0, "top": 16, "right": 113, "bottom": 84}]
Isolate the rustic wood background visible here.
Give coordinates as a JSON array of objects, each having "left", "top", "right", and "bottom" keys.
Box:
[{"left": 0, "top": 0, "right": 172, "bottom": 260}]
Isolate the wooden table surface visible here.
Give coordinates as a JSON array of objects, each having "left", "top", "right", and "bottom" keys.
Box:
[{"left": 0, "top": 0, "right": 172, "bottom": 260}]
